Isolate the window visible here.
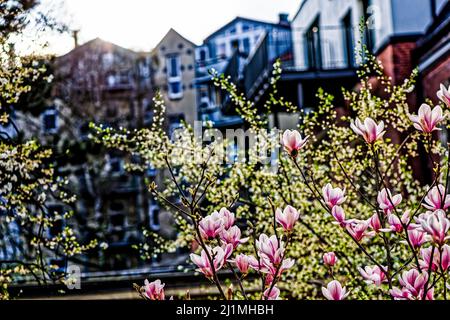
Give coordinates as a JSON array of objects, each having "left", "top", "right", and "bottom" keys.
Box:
[
  {"left": 217, "top": 43, "right": 227, "bottom": 57},
  {"left": 199, "top": 49, "right": 207, "bottom": 61},
  {"left": 242, "top": 24, "right": 250, "bottom": 32},
  {"left": 108, "top": 155, "right": 124, "bottom": 175},
  {"left": 42, "top": 108, "right": 58, "bottom": 134},
  {"left": 168, "top": 114, "right": 185, "bottom": 139},
  {"left": 169, "top": 82, "right": 181, "bottom": 95},
  {"left": 304, "top": 17, "right": 322, "bottom": 70},
  {"left": 110, "top": 201, "right": 125, "bottom": 212},
  {"left": 166, "top": 55, "right": 183, "bottom": 99},
  {"left": 79, "top": 122, "right": 90, "bottom": 140},
  {"left": 149, "top": 203, "right": 160, "bottom": 231},
  {"left": 242, "top": 38, "right": 250, "bottom": 55},
  {"left": 231, "top": 39, "right": 239, "bottom": 52},
  {"left": 147, "top": 164, "right": 156, "bottom": 177},
  {"left": 102, "top": 52, "right": 114, "bottom": 68},
  {"left": 342, "top": 11, "right": 354, "bottom": 68}
]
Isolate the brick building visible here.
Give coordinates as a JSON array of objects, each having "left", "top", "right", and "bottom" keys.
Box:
[{"left": 51, "top": 38, "right": 154, "bottom": 270}]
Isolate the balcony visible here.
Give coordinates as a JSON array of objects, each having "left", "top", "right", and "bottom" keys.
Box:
[
  {"left": 244, "top": 26, "right": 373, "bottom": 98},
  {"left": 244, "top": 29, "right": 293, "bottom": 97},
  {"left": 195, "top": 56, "right": 229, "bottom": 84}
]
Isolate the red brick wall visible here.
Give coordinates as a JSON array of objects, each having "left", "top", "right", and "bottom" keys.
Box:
[
  {"left": 375, "top": 41, "right": 428, "bottom": 183},
  {"left": 421, "top": 55, "right": 450, "bottom": 103},
  {"left": 376, "top": 41, "right": 417, "bottom": 86}
]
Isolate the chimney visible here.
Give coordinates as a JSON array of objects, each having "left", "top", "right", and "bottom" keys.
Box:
[
  {"left": 72, "top": 30, "right": 80, "bottom": 48},
  {"left": 278, "top": 13, "right": 289, "bottom": 26}
]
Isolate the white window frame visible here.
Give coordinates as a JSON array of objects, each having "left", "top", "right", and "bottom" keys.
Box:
[{"left": 166, "top": 55, "right": 183, "bottom": 100}]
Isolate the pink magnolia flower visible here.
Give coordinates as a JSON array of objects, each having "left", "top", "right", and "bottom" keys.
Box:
[
  {"left": 331, "top": 205, "right": 348, "bottom": 227},
  {"left": 380, "top": 211, "right": 410, "bottom": 233},
  {"left": 190, "top": 244, "right": 233, "bottom": 279},
  {"left": 247, "top": 255, "right": 261, "bottom": 270},
  {"left": 256, "top": 234, "right": 284, "bottom": 265},
  {"left": 218, "top": 207, "right": 235, "bottom": 230},
  {"left": 143, "top": 279, "right": 165, "bottom": 300},
  {"left": 322, "top": 183, "right": 346, "bottom": 208},
  {"left": 409, "top": 103, "right": 445, "bottom": 133},
  {"left": 422, "top": 184, "right": 450, "bottom": 211},
  {"left": 390, "top": 269, "right": 432, "bottom": 300},
  {"left": 377, "top": 188, "right": 402, "bottom": 214},
  {"left": 390, "top": 287, "right": 413, "bottom": 300},
  {"left": 260, "top": 258, "right": 295, "bottom": 282},
  {"left": 406, "top": 229, "right": 427, "bottom": 248},
  {"left": 358, "top": 265, "right": 387, "bottom": 286},
  {"left": 442, "top": 245, "right": 450, "bottom": 272},
  {"left": 399, "top": 269, "right": 428, "bottom": 296},
  {"left": 346, "top": 220, "right": 374, "bottom": 242},
  {"left": 350, "top": 117, "right": 385, "bottom": 144},
  {"left": 437, "top": 83, "right": 450, "bottom": 108},
  {"left": 322, "top": 280, "right": 349, "bottom": 300},
  {"left": 419, "top": 209, "right": 450, "bottom": 245},
  {"left": 369, "top": 213, "right": 382, "bottom": 232},
  {"left": 228, "top": 253, "right": 252, "bottom": 274},
  {"left": 390, "top": 286, "right": 433, "bottom": 300},
  {"left": 220, "top": 225, "right": 249, "bottom": 248},
  {"left": 264, "top": 286, "right": 281, "bottom": 300},
  {"left": 275, "top": 205, "right": 300, "bottom": 232},
  {"left": 419, "top": 246, "right": 440, "bottom": 272},
  {"left": 248, "top": 256, "right": 293, "bottom": 281},
  {"left": 419, "top": 245, "right": 450, "bottom": 272},
  {"left": 281, "top": 129, "right": 309, "bottom": 158},
  {"left": 323, "top": 252, "right": 337, "bottom": 267},
  {"left": 199, "top": 211, "right": 224, "bottom": 239}
]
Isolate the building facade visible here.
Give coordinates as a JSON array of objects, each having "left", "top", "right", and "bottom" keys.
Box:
[
  {"left": 52, "top": 38, "right": 154, "bottom": 270},
  {"left": 196, "top": 15, "right": 292, "bottom": 129},
  {"left": 244, "top": 0, "right": 445, "bottom": 130},
  {"left": 151, "top": 29, "right": 198, "bottom": 129}
]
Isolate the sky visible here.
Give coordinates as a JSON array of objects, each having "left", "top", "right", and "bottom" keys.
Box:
[{"left": 27, "top": 0, "right": 301, "bottom": 55}]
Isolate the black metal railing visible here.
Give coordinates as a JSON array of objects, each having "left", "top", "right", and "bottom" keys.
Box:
[
  {"left": 244, "top": 30, "right": 293, "bottom": 96},
  {"left": 195, "top": 56, "right": 229, "bottom": 78},
  {"left": 244, "top": 25, "right": 374, "bottom": 96},
  {"left": 223, "top": 50, "right": 240, "bottom": 83},
  {"left": 289, "top": 25, "right": 372, "bottom": 71}
]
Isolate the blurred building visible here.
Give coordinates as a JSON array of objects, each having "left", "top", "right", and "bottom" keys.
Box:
[
  {"left": 50, "top": 38, "right": 154, "bottom": 270},
  {"left": 195, "top": 15, "right": 291, "bottom": 129},
  {"left": 415, "top": 1, "right": 449, "bottom": 107},
  {"left": 244, "top": 0, "right": 447, "bottom": 129},
  {"left": 151, "top": 29, "right": 198, "bottom": 130}
]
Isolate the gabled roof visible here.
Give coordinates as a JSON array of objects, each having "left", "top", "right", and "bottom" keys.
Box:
[
  {"left": 152, "top": 28, "right": 197, "bottom": 52},
  {"left": 58, "top": 37, "right": 138, "bottom": 59},
  {"left": 204, "top": 16, "right": 290, "bottom": 42}
]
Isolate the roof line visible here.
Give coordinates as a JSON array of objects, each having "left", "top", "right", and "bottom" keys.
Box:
[
  {"left": 292, "top": 0, "right": 308, "bottom": 22},
  {"left": 57, "top": 37, "right": 139, "bottom": 58},
  {"left": 152, "top": 28, "right": 197, "bottom": 52},
  {"left": 204, "top": 16, "right": 289, "bottom": 42}
]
